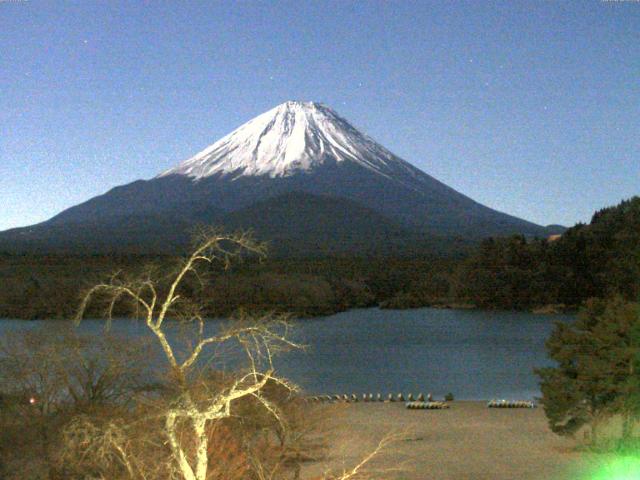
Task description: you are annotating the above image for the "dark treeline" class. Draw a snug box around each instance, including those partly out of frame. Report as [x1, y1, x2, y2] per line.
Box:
[2, 196, 638, 320]
[0, 254, 168, 320]
[452, 196, 640, 310]
[0, 252, 457, 319]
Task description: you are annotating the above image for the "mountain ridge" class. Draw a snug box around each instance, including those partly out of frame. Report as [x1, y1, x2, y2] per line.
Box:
[1, 101, 561, 255]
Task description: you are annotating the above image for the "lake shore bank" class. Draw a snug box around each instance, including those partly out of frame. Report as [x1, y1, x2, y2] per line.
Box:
[3, 301, 577, 321]
[303, 401, 594, 480]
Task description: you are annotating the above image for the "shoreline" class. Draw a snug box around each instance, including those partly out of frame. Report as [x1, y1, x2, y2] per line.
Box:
[1, 302, 578, 322]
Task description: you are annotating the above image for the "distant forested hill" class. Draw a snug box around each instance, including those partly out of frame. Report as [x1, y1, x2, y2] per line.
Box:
[1, 197, 636, 320]
[445, 196, 640, 310]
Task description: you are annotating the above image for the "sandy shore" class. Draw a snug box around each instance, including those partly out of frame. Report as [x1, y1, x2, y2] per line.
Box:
[302, 401, 596, 480]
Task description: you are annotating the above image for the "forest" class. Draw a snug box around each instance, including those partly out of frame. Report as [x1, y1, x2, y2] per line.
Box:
[1, 196, 638, 320]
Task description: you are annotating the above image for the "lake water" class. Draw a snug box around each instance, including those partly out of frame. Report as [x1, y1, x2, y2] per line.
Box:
[0, 308, 572, 400]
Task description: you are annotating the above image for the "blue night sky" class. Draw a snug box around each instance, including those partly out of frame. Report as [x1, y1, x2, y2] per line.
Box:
[1, 0, 638, 231]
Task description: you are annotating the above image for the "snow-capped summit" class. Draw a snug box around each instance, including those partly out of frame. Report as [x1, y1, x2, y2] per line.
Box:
[1, 101, 555, 254]
[160, 101, 409, 180]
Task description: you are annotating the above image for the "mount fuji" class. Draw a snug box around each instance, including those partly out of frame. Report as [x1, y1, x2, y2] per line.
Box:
[1, 101, 558, 255]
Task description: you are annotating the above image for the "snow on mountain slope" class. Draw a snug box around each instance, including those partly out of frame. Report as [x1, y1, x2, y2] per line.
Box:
[159, 101, 416, 181]
[0, 100, 553, 254]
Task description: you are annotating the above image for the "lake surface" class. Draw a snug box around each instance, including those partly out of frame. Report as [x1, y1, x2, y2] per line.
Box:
[0, 308, 572, 400]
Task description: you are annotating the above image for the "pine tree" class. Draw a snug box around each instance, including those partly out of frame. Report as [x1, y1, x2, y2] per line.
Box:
[535, 297, 640, 446]
[620, 313, 640, 444]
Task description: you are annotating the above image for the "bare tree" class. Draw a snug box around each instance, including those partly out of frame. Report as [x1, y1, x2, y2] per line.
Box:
[0, 326, 151, 479]
[73, 229, 400, 480]
[324, 433, 405, 480]
[76, 230, 306, 480]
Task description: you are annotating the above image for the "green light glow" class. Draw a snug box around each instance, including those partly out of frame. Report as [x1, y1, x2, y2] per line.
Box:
[586, 456, 640, 480]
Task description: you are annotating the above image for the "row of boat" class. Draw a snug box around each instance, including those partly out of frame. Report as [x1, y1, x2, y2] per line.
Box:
[306, 393, 435, 403]
[487, 399, 536, 408]
[305, 395, 537, 409]
[405, 401, 450, 409]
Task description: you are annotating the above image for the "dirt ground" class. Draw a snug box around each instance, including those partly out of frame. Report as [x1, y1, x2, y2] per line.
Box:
[301, 401, 599, 480]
